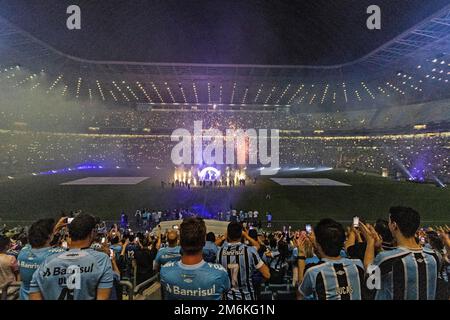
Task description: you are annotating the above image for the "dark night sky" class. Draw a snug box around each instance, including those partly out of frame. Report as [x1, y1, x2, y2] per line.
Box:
[0, 0, 449, 65]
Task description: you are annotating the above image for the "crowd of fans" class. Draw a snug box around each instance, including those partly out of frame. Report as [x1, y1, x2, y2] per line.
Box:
[1, 92, 449, 183]
[1, 130, 448, 183]
[1, 97, 449, 133]
[121, 208, 266, 231]
[0, 206, 449, 300]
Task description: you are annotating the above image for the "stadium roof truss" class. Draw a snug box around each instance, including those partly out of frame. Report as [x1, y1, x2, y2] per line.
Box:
[0, 4, 449, 110]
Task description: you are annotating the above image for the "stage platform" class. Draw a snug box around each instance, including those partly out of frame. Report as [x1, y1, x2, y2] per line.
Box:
[270, 178, 351, 186]
[61, 177, 149, 185]
[153, 219, 229, 236]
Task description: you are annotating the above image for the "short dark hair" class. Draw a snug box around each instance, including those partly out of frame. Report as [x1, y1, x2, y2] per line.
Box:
[206, 232, 216, 242]
[167, 230, 178, 246]
[227, 222, 242, 241]
[68, 214, 97, 241]
[389, 207, 420, 238]
[180, 217, 206, 255]
[0, 234, 11, 252]
[28, 219, 55, 248]
[248, 229, 258, 241]
[375, 219, 393, 243]
[314, 219, 345, 257]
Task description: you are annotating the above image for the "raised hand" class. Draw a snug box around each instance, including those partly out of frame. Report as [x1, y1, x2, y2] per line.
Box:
[367, 224, 383, 248]
[294, 233, 308, 256]
[53, 217, 68, 235]
[359, 222, 375, 245]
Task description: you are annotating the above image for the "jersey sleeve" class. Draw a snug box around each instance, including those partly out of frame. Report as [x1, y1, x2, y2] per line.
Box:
[298, 269, 315, 297]
[154, 249, 162, 265]
[372, 249, 391, 267]
[216, 247, 223, 264]
[97, 253, 114, 289]
[219, 268, 231, 293]
[29, 265, 43, 294]
[249, 246, 264, 269]
[370, 250, 395, 276]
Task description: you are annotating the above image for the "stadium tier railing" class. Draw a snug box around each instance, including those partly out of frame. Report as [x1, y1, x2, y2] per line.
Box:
[134, 273, 160, 297]
[119, 280, 134, 301]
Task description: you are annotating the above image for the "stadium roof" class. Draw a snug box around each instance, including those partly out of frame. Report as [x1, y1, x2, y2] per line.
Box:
[1, 0, 449, 65]
[0, 1, 449, 110]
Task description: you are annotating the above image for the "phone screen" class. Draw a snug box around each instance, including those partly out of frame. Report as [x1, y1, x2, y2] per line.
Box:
[353, 216, 360, 227]
[305, 224, 312, 234]
[67, 218, 74, 224]
[109, 249, 114, 259]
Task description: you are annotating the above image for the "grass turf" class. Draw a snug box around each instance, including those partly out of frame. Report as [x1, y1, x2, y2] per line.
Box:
[1, 169, 449, 228]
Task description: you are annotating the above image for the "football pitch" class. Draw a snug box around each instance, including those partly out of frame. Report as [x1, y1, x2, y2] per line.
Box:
[1, 169, 449, 228]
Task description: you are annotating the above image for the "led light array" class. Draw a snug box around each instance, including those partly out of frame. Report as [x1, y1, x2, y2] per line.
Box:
[396, 72, 423, 91]
[361, 82, 375, 99]
[151, 82, 164, 103]
[96, 80, 106, 101]
[31, 82, 40, 90]
[276, 84, 291, 104]
[385, 82, 405, 95]
[207, 83, 212, 103]
[425, 69, 449, 83]
[342, 83, 348, 102]
[320, 84, 329, 104]
[297, 92, 308, 104]
[126, 83, 139, 101]
[109, 90, 118, 101]
[15, 74, 37, 87]
[288, 84, 304, 104]
[1, 66, 19, 79]
[230, 82, 237, 104]
[137, 82, 153, 103]
[165, 82, 176, 103]
[378, 86, 390, 97]
[177, 83, 187, 104]
[265, 86, 276, 104]
[112, 81, 130, 102]
[241, 87, 249, 104]
[61, 85, 68, 96]
[192, 82, 199, 104]
[75, 77, 83, 98]
[47, 75, 63, 93]
[309, 93, 317, 105]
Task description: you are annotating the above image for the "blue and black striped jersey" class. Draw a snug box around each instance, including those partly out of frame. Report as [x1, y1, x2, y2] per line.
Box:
[217, 242, 264, 300]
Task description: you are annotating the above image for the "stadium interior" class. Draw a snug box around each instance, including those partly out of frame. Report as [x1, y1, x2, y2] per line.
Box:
[0, 1, 449, 303]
